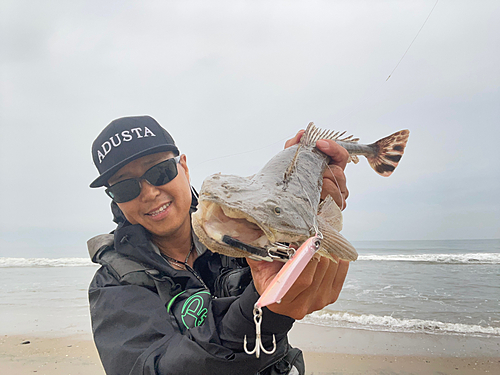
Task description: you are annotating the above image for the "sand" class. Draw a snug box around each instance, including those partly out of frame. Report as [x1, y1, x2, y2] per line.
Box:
[0, 334, 105, 375]
[1, 324, 499, 374]
[289, 323, 500, 374]
[302, 352, 499, 375]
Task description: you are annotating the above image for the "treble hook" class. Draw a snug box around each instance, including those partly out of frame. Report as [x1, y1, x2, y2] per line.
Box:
[243, 306, 276, 358]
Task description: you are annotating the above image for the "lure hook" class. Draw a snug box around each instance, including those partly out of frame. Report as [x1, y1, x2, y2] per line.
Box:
[243, 306, 276, 358]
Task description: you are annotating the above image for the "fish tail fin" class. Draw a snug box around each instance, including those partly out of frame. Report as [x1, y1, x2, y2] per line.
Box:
[317, 196, 358, 261]
[367, 129, 410, 177]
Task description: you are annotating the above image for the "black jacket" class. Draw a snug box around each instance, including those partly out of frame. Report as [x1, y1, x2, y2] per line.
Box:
[88, 203, 298, 375]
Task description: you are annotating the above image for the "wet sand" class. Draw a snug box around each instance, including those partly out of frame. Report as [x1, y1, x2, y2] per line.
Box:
[303, 352, 499, 375]
[289, 323, 500, 374]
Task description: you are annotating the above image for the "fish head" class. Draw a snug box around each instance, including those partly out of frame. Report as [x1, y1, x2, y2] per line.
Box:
[192, 173, 317, 259]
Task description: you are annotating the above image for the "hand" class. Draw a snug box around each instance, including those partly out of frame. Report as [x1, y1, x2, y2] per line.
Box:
[247, 254, 349, 320]
[247, 130, 350, 320]
[285, 130, 349, 210]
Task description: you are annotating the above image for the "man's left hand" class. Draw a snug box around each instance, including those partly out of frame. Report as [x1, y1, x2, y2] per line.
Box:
[284, 130, 349, 210]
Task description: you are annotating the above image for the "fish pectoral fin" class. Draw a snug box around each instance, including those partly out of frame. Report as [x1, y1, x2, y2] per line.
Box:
[317, 248, 338, 263]
[317, 197, 358, 261]
[317, 195, 343, 232]
[318, 226, 358, 262]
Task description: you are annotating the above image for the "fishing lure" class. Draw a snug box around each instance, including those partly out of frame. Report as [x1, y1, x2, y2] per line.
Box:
[244, 235, 322, 358]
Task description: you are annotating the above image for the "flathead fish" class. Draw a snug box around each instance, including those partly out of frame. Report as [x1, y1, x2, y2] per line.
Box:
[192, 123, 409, 262]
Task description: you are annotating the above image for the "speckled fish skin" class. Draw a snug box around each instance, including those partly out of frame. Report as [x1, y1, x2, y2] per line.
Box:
[192, 123, 409, 261]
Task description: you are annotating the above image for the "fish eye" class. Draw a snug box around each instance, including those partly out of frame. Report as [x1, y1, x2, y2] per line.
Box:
[274, 206, 281, 215]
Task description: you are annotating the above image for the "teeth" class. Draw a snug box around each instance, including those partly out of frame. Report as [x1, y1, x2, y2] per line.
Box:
[149, 202, 171, 216]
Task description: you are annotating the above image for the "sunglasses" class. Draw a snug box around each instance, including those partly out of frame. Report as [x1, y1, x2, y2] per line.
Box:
[105, 156, 181, 203]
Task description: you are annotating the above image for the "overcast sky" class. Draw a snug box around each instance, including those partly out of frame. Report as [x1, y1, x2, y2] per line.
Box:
[1, 0, 499, 258]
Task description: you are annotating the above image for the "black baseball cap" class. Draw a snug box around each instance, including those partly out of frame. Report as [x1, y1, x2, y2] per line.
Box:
[90, 116, 179, 188]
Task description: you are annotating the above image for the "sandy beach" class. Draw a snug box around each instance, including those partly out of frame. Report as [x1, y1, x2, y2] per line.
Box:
[1, 323, 498, 374]
[0, 333, 104, 375]
[290, 323, 500, 374]
[2, 241, 498, 374]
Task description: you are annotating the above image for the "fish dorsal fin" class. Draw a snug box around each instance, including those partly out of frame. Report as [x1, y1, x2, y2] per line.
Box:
[282, 123, 315, 183]
[300, 122, 358, 147]
[284, 122, 358, 183]
[283, 145, 303, 183]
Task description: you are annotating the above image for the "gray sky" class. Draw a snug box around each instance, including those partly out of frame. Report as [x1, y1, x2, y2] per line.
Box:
[1, 0, 499, 258]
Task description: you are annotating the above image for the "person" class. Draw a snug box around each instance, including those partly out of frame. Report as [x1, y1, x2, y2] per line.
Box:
[88, 115, 350, 375]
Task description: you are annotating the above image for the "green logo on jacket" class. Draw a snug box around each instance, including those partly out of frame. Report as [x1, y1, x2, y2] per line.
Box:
[181, 291, 210, 329]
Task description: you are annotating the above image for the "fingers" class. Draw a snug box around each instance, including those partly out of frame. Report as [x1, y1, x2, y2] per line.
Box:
[299, 257, 348, 317]
[329, 259, 349, 304]
[284, 130, 305, 149]
[285, 130, 350, 171]
[247, 258, 284, 296]
[315, 139, 349, 170]
[266, 256, 349, 320]
[266, 256, 325, 319]
[307, 257, 339, 313]
[278, 254, 325, 305]
[321, 164, 349, 209]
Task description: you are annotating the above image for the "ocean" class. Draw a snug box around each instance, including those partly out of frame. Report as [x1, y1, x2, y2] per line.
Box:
[305, 239, 500, 338]
[1, 239, 499, 340]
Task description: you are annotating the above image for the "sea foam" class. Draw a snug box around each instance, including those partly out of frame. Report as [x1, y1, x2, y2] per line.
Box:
[358, 253, 500, 264]
[0, 257, 96, 268]
[303, 310, 500, 337]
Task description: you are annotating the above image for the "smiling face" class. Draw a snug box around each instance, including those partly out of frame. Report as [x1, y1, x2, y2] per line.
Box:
[108, 151, 192, 239]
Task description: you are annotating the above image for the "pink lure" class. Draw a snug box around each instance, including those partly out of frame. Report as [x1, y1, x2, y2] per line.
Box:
[256, 236, 321, 309]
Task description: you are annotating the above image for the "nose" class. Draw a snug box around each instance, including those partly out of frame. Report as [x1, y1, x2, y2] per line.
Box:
[138, 180, 161, 201]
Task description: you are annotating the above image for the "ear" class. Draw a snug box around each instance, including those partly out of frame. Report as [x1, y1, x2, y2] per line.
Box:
[179, 154, 190, 182]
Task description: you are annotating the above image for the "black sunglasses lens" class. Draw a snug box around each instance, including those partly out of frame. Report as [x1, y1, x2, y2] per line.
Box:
[105, 158, 179, 203]
[106, 180, 142, 203]
[144, 158, 178, 186]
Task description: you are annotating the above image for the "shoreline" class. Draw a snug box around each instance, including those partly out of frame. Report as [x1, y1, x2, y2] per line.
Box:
[1, 325, 498, 374]
[289, 322, 500, 357]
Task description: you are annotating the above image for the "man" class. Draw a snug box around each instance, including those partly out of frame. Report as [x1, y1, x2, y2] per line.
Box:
[88, 115, 349, 374]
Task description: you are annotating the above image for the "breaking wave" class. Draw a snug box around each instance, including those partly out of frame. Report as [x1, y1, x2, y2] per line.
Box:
[358, 253, 500, 264]
[0, 257, 96, 268]
[303, 310, 500, 337]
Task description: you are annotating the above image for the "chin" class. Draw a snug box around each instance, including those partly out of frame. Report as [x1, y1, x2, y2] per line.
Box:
[145, 223, 175, 237]
[149, 218, 189, 238]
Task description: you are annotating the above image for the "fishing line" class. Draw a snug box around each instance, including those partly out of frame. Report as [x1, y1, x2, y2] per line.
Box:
[325, 164, 346, 211]
[386, 0, 440, 81]
[298, 177, 319, 232]
[333, 0, 440, 127]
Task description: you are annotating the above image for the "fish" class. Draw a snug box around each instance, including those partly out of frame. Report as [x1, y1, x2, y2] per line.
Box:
[192, 123, 409, 262]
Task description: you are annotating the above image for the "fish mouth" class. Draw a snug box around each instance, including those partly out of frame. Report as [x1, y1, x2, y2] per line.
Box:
[195, 200, 271, 248]
[221, 235, 270, 258]
[193, 200, 308, 260]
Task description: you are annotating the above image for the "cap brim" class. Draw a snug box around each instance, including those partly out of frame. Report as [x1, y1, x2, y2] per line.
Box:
[89, 144, 179, 188]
